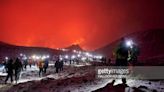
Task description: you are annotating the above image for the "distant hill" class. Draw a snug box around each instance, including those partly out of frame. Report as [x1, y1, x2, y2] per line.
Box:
[0, 41, 61, 60]
[0, 42, 84, 60]
[94, 29, 164, 61]
[65, 44, 84, 51]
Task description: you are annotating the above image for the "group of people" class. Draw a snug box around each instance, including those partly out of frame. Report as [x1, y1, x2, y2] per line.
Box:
[3, 55, 67, 84]
[23, 59, 32, 70]
[54, 59, 64, 73]
[37, 58, 65, 76]
[37, 59, 49, 77]
[3, 57, 50, 83]
[36, 57, 66, 77]
[2, 38, 139, 85]
[4, 58, 22, 84]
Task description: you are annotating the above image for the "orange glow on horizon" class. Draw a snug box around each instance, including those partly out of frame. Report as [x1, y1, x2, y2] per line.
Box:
[0, 0, 163, 50]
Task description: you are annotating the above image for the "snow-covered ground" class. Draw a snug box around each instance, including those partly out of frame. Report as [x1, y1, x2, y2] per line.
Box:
[0, 66, 7, 76]
[58, 78, 164, 92]
[0, 62, 91, 84]
[0, 65, 41, 84]
[0, 63, 164, 92]
[128, 80, 164, 92]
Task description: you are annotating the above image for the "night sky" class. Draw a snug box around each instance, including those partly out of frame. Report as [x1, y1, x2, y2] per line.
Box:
[0, 0, 164, 50]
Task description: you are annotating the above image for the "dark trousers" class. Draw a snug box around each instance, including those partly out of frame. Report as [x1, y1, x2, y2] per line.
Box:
[60, 66, 63, 71]
[56, 68, 59, 73]
[39, 68, 43, 77]
[44, 67, 47, 74]
[116, 59, 128, 66]
[29, 64, 32, 68]
[15, 69, 21, 83]
[24, 65, 27, 70]
[5, 72, 13, 83]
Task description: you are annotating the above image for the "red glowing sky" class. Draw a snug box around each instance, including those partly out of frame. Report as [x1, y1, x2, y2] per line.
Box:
[0, 0, 164, 50]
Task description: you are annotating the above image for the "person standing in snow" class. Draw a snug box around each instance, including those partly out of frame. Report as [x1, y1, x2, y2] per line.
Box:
[59, 60, 64, 71]
[5, 59, 14, 84]
[55, 59, 60, 73]
[128, 44, 140, 65]
[38, 60, 44, 77]
[43, 59, 49, 74]
[115, 38, 129, 66]
[14, 58, 23, 84]
[69, 59, 72, 65]
[23, 59, 28, 70]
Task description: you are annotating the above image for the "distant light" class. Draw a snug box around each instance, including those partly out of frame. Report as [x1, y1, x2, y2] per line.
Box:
[62, 49, 68, 51]
[85, 52, 93, 57]
[95, 55, 103, 59]
[77, 54, 81, 57]
[32, 55, 36, 59]
[46, 55, 50, 58]
[85, 52, 89, 56]
[36, 56, 40, 60]
[20, 53, 23, 56]
[65, 55, 69, 59]
[71, 55, 76, 59]
[5, 57, 9, 60]
[60, 57, 63, 60]
[73, 50, 77, 53]
[126, 40, 133, 48]
[42, 56, 46, 60]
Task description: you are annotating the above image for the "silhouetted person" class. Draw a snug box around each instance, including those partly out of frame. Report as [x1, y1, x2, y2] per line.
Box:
[102, 57, 107, 63]
[115, 38, 129, 66]
[92, 80, 115, 92]
[128, 44, 140, 65]
[38, 60, 44, 77]
[69, 60, 72, 65]
[23, 59, 28, 70]
[55, 59, 60, 73]
[114, 78, 129, 92]
[43, 59, 49, 74]
[114, 38, 130, 92]
[108, 58, 111, 65]
[59, 60, 64, 71]
[28, 59, 32, 68]
[5, 59, 14, 84]
[14, 58, 23, 84]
